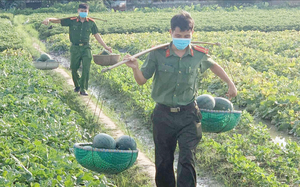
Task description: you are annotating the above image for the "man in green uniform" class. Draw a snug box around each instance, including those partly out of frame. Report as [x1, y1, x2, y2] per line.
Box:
[124, 11, 237, 187]
[42, 3, 112, 96]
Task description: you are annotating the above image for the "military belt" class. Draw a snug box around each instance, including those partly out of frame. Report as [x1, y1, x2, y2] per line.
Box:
[156, 102, 195, 113]
[72, 42, 89, 46]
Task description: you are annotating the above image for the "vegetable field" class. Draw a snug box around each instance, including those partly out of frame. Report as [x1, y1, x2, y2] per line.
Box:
[0, 51, 113, 186]
[1, 4, 300, 187]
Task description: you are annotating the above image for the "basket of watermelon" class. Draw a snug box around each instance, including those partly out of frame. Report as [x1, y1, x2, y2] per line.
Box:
[74, 133, 138, 174]
[196, 94, 242, 133]
[33, 53, 59, 70]
[93, 50, 120, 66]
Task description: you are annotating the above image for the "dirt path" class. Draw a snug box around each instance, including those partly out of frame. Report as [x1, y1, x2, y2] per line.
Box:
[54, 67, 156, 186]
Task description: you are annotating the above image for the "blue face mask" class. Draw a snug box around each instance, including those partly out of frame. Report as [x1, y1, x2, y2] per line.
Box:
[172, 38, 191, 50]
[79, 12, 88, 18]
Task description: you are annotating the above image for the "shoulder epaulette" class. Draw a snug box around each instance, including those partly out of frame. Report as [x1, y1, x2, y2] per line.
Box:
[87, 18, 95, 22]
[166, 48, 170, 57]
[193, 45, 209, 54]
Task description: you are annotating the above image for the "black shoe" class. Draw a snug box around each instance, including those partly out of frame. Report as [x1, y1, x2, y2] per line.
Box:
[80, 91, 88, 96]
[74, 87, 80, 92]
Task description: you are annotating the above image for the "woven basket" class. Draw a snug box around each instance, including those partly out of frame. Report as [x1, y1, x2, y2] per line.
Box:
[93, 55, 120, 66]
[200, 109, 242, 133]
[33, 61, 59, 70]
[74, 143, 138, 174]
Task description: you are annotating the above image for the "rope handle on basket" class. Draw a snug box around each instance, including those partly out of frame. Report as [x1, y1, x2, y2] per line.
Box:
[105, 69, 135, 166]
[222, 47, 240, 108]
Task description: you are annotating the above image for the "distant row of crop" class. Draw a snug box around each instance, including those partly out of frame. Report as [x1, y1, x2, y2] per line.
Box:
[22, 8, 300, 40]
[0, 18, 23, 51]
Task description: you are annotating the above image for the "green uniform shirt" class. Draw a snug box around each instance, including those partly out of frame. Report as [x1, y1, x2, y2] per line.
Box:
[61, 17, 99, 44]
[141, 43, 215, 107]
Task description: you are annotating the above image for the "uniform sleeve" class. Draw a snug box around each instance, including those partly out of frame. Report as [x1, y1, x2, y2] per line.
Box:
[91, 22, 99, 35]
[199, 54, 215, 73]
[60, 18, 71, 26]
[140, 51, 157, 80]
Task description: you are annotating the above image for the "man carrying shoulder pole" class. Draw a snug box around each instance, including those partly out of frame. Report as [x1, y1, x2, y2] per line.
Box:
[42, 3, 112, 96]
[124, 11, 237, 187]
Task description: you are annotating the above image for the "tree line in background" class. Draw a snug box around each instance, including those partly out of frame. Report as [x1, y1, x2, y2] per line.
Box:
[0, 0, 89, 9]
[0, 0, 109, 13]
[0, 0, 297, 10]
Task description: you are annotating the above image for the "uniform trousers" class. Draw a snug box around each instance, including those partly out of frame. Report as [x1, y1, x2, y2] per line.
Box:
[70, 44, 92, 92]
[151, 102, 202, 187]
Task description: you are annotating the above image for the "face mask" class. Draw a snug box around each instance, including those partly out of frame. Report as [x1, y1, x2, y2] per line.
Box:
[79, 12, 88, 18]
[172, 38, 191, 50]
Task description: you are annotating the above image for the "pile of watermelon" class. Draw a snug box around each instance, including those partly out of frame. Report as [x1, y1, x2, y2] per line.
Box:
[196, 94, 234, 111]
[91, 133, 137, 150]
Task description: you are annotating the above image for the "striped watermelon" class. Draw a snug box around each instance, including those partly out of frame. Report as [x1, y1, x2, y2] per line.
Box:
[116, 135, 137, 150]
[213, 97, 234, 111]
[196, 94, 215, 110]
[37, 53, 51, 62]
[93, 133, 116, 149]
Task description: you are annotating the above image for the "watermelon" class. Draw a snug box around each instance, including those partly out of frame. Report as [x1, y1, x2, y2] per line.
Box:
[196, 94, 215, 110]
[37, 53, 51, 62]
[116, 135, 137, 150]
[213, 97, 234, 111]
[98, 50, 110, 55]
[93, 133, 116, 149]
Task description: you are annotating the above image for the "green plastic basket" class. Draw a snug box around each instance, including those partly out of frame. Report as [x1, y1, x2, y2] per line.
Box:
[74, 143, 138, 174]
[200, 109, 242, 133]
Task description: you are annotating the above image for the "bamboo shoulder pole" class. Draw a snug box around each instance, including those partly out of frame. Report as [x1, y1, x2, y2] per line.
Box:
[57, 16, 107, 22]
[101, 41, 221, 73]
[101, 43, 169, 73]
